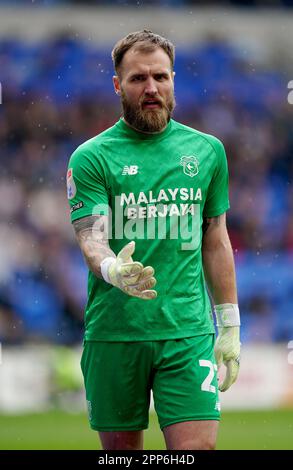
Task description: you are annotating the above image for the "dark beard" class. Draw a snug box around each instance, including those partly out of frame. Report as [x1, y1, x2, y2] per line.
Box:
[121, 91, 176, 133]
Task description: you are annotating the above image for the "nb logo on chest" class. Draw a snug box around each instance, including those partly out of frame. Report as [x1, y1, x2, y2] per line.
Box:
[122, 165, 139, 175]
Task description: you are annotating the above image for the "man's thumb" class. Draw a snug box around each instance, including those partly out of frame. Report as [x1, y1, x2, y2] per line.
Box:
[117, 241, 136, 262]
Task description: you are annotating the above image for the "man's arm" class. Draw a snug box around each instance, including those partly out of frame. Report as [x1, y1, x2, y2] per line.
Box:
[202, 213, 237, 304]
[73, 215, 115, 279]
[202, 212, 241, 392]
[73, 215, 157, 300]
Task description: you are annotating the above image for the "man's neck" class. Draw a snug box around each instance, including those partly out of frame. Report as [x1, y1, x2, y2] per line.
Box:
[122, 117, 167, 135]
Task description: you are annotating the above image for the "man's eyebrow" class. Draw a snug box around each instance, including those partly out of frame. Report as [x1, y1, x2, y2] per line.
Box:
[130, 72, 147, 78]
[129, 71, 170, 78]
[153, 72, 169, 77]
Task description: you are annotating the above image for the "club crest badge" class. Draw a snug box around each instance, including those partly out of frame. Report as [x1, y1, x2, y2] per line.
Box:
[180, 156, 199, 178]
[67, 168, 76, 200]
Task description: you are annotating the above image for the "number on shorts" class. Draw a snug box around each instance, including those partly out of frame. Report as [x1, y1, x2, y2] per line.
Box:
[199, 359, 217, 393]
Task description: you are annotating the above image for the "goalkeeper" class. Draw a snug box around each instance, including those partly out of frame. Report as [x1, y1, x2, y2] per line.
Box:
[67, 30, 240, 450]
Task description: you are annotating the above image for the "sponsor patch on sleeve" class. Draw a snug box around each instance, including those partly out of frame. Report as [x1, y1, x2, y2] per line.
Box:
[70, 201, 84, 213]
[67, 168, 77, 200]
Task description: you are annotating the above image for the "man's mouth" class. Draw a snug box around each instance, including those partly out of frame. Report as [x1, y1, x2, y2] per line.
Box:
[142, 99, 162, 109]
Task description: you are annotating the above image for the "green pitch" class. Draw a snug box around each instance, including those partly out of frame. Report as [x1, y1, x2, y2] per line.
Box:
[0, 409, 292, 450]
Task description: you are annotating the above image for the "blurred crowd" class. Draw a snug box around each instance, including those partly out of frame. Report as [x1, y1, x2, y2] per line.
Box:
[0, 34, 292, 345]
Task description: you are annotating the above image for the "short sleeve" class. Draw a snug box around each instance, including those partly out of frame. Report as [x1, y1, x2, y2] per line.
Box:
[203, 138, 230, 218]
[66, 144, 109, 222]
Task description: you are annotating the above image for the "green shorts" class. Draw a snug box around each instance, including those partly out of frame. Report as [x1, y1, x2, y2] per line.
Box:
[80, 334, 220, 432]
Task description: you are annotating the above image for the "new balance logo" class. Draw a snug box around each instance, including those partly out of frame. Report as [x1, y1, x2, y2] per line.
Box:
[122, 165, 138, 175]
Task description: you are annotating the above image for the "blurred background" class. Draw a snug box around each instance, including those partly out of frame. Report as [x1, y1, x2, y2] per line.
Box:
[0, 0, 293, 450]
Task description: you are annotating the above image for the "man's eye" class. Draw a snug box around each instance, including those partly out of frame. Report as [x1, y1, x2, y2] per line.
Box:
[132, 76, 144, 82]
[155, 75, 167, 81]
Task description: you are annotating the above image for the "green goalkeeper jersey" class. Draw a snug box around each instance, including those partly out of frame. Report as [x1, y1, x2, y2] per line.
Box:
[67, 118, 230, 341]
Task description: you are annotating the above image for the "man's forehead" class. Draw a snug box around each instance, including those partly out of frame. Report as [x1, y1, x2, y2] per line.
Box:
[122, 47, 172, 72]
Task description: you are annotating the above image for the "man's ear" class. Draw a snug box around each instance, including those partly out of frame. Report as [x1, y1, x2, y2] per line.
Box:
[113, 75, 121, 96]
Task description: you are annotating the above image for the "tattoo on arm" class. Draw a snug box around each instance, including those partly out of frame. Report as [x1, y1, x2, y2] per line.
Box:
[73, 215, 115, 279]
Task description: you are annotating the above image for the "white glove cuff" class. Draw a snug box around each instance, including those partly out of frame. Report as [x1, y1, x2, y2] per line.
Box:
[100, 257, 116, 284]
[214, 303, 241, 327]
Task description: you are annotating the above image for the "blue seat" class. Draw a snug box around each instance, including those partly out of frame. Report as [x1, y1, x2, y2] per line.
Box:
[9, 273, 63, 340]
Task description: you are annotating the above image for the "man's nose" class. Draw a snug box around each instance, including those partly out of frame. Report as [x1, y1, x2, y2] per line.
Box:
[144, 78, 158, 95]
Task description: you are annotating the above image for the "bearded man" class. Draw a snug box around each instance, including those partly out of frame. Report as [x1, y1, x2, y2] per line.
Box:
[67, 30, 240, 450]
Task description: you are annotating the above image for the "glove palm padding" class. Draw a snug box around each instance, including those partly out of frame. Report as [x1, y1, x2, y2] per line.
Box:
[214, 326, 240, 392]
[108, 241, 157, 300]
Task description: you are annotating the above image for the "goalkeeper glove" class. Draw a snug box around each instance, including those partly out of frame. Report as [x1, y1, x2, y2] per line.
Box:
[100, 241, 157, 300]
[214, 303, 241, 392]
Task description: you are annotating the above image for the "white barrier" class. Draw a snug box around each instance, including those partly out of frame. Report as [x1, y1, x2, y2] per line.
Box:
[0, 344, 292, 413]
[219, 343, 293, 410]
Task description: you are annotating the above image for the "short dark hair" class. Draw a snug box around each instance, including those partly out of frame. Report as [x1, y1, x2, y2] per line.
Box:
[111, 29, 175, 76]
